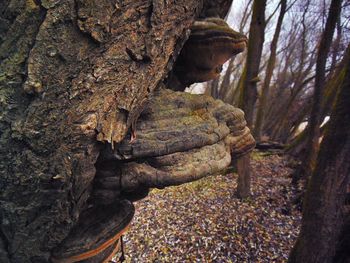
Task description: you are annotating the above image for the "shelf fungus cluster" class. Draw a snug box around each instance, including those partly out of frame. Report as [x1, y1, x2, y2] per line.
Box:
[51, 18, 254, 262]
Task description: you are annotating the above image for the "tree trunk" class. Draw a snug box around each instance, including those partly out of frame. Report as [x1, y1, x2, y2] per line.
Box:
[334, 212, 350, 263]
[254, 0, 287, 140]
[0, 1, 238, 262]
[218, 58, 235, 100]
[238, 0, 266, 128]
[296, 0, 342, 181]
[235, 0, 266, 200]
[287, 46, 349, 158]
[236, 154, 251, 199]
[288, 43, 350, 263]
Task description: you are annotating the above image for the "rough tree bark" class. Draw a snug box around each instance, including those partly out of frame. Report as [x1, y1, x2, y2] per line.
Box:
[0, 1, 245, 262]
[288, 42, 350, 263]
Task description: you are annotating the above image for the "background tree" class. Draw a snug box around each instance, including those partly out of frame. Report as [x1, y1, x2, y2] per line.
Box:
[238, 0, 267, 127]
[294, 0, 343, 181]
[288, 42, 350, 263]
[254, 0, 287, 140]
[234, 0, 266, 198]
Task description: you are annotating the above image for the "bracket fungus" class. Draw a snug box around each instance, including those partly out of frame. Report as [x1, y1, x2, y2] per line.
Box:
[51, 200, 134, 263]
[94, 87, 255, 201]
[168, 17, 248, 90]
[50, 17, 254, 262]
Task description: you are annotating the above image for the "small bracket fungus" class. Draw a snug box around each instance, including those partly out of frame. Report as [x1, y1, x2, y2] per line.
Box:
[169, 17, 247, 89]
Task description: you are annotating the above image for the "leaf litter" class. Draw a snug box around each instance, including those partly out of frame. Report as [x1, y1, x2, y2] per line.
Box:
[122, 152, 301, 262]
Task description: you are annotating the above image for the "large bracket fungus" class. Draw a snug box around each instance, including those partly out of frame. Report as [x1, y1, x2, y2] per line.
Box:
[95, 87, 255, 203]
[50, 17, 254, 262]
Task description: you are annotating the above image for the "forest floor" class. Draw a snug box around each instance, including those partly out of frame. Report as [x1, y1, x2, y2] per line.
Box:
[123, 152, 302, 263]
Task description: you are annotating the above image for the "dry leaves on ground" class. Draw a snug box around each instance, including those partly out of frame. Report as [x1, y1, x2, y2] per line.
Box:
[122, 152, 301, 263]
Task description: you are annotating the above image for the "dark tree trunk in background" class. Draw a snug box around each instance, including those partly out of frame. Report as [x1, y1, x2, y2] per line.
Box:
[238, 0, 266, 128]
[334, 212, 350, 263]
[288, 44, 350, 263]
[0, 1, 233, 261]
[236, 154, 251, 199]
[206, 78, 220, 99]
[296, 0, 342, 181]
[235, 0, 266, 199]
[288, 45, 350, 158]
[254, 0, 287, 141]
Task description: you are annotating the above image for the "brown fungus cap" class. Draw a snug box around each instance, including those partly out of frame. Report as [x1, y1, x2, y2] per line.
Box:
[51, 200, 134, 263]
[172, 17, 247, 87]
